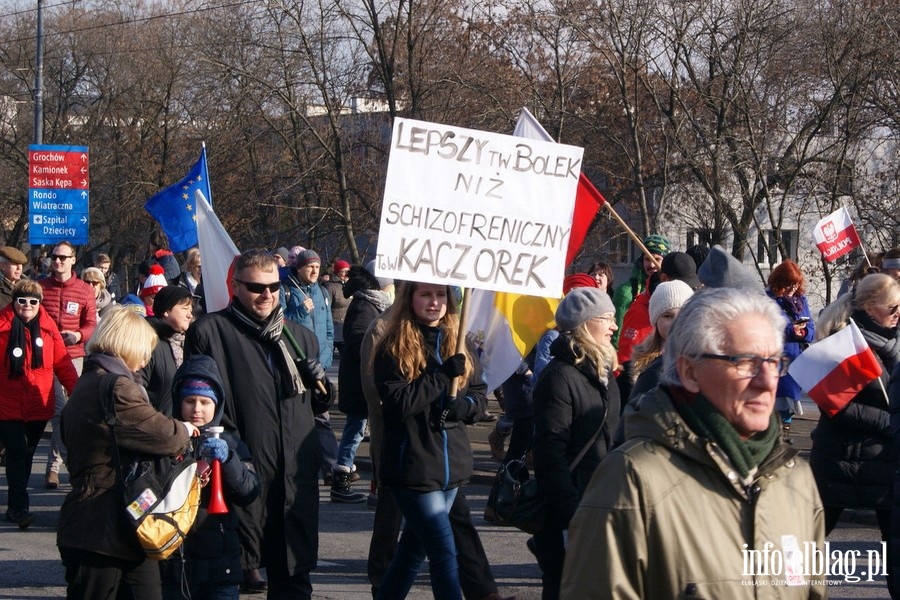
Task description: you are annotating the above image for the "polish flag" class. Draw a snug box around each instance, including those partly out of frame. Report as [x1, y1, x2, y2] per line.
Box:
[787, 320, 882, 417]
[813, 206, 861, 263]
[195, 190, 240, 313]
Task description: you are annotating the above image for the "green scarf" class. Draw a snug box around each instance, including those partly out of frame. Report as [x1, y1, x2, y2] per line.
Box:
[667, 385, 780, 480]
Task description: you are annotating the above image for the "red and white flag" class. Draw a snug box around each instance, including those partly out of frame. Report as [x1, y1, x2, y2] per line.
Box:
[813, 206, 861, 262]
[787, 320, 882, 417]
[514, 107, 604, 264]
[195, 190, 240, 313]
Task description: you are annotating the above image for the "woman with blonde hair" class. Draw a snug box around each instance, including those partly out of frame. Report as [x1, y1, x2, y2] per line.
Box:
[57, 306, 199, 600]
[0, 279, 78, 528]
[531, 286, 621, 600]
[810, 273, 900, 540]
[177, 247, 204, 315]
[372, 281, 487, 600]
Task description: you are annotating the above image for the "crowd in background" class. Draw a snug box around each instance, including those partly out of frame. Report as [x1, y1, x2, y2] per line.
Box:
[0, 232, 899, 599]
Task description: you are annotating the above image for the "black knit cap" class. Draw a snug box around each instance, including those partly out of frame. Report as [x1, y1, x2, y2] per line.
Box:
[153, 285, 193, 316]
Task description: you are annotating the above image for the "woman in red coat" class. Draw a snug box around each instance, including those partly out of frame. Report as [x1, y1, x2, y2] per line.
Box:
[0, 279, 78, 528]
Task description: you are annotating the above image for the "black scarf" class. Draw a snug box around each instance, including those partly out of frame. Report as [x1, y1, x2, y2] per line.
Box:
[852, 310, 900, 372]
[7, 310, 44, 378]
[227, 300, 305, 396]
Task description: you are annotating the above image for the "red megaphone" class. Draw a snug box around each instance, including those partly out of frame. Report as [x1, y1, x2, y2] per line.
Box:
[206, 426, 228, 515]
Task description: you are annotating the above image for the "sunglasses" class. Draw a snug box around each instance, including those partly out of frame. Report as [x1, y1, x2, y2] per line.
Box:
[49, 254, 73, 261]
[86, 280, 103, 286]
[15, 297, 40, 307]
[235, 279, 281, 294]
[889, 304, 900, 316]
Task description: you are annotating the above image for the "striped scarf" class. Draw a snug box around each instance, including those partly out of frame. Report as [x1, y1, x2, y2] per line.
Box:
[228, 301, 306, 396]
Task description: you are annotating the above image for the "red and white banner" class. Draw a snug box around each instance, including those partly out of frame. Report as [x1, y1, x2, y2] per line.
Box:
[195, 190, 240, 313]
[813, 207, 861, 262]
[787, 320, 882, 417]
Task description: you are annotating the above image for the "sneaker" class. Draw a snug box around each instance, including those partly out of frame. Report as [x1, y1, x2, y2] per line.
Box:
[45, 471, 59, 489]
[6, 509, 35, 530]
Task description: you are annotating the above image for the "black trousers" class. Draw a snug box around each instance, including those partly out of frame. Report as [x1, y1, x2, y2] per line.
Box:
[368, 487, 497, 599]
[0, 419, 47, 513]
[59, 547, 162, 600]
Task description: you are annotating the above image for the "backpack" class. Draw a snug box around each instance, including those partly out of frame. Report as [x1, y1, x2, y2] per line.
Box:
[100, 373, 202, 560]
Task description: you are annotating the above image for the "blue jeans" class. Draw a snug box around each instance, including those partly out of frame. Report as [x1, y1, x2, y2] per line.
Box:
[376, 488, 461, 600]
[336, 414, 367, 469]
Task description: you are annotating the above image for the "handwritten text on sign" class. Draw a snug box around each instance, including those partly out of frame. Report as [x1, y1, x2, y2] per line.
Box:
[376, 118, 583, 297]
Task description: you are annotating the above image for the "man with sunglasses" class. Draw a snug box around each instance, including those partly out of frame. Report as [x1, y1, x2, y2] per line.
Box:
[562, 287, 825, 598]
[38, 241, 97, 490]
[185, 249, 333, 599]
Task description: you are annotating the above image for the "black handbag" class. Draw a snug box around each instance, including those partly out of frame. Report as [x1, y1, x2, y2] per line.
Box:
[488, 407, 607, 534]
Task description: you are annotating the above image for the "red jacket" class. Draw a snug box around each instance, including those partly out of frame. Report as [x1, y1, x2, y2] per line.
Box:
[38, 274, 97, 359]
[616, 290, 652, 365]
[0, 305, 79, 421]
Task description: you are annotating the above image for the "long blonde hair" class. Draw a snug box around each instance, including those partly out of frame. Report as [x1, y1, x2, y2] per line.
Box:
[375, 281, 474, 386]
[561, 324, 618, 383]
[629, 329, 663, 383]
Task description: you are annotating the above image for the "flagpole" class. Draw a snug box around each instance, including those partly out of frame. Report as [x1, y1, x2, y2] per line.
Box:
[450, 287, 472, 398]
[201, 142, 211, 206]
[601, 203, 663, 269]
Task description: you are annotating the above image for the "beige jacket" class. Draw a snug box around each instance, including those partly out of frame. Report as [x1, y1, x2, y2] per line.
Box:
[562, 386, 826, 599]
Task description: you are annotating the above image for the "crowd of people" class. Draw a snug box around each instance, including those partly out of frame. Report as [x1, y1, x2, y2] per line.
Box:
[0, 231, 899, 599]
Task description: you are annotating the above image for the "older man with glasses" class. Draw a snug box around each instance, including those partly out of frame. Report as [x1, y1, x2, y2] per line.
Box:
[562, 287, 825, 599]
[38, 241, 97, 490]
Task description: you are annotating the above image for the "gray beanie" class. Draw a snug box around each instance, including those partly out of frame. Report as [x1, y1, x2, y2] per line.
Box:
[555, 287, 615, 331]
[649, 280, 694, 326]
[365, 260, 393, 289]
[294, 249, 320, 268]
[698, 245, 764, 292]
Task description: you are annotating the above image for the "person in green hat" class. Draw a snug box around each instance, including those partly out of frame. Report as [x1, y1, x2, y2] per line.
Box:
[611, 234, 670, 347]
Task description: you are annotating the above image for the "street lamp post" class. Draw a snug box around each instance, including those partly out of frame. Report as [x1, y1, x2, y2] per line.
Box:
[34, 0, 43, 144]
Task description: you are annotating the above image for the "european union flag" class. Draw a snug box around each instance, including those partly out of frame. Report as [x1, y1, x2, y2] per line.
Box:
[144, 147, 211, 252]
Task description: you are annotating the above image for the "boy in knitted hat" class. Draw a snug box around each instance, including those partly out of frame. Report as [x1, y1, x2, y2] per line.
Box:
[160, 355, 259, 600]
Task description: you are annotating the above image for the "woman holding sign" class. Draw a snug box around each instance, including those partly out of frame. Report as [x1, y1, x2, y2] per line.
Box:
[372, 281, 487, 600]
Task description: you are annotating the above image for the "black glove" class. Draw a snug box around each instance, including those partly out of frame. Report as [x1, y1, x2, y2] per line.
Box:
[439, 354, 466, 379]
[442, 396, 474, 422]
[297, 358, 327, 390]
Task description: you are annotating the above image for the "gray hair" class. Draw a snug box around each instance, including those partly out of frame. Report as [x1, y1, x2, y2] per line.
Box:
[660, 288, 785, 386]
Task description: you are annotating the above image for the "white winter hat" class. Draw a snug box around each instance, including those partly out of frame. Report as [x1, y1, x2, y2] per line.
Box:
[649, 280, 694, 327]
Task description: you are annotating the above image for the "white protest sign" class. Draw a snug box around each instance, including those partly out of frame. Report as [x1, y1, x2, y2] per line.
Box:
[375, 118, 583, 297]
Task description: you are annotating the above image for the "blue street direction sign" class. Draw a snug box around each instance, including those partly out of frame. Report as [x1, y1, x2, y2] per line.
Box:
[28, 144, 89, 245]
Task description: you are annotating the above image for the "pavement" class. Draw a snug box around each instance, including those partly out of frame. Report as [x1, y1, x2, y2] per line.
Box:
[0, 387, 892, 598]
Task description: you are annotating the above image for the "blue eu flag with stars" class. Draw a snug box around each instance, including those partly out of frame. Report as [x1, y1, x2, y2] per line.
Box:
[144, 147, 211, 252]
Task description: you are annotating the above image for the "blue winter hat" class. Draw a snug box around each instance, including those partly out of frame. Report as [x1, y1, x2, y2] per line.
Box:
[179, 378, 219, 404]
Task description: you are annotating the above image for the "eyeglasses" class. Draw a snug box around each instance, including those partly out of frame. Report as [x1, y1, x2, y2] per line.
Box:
[15, 297, 40, 307]
[590, 315, 616, 323]
[700, 353, 790, 378]
[235, 279, 281, 294]
[49, 254, 73, 261]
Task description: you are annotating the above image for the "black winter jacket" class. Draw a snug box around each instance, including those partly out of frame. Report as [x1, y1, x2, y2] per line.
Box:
[160, 355, 259, 594]
[532, 333, 620, 530]
[338, 267, 390, 415]
[185, 303, 332, 576]
[140, 318, 180, 416]
[374, 323, 487, 492]
[810, 311, 900, 510]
